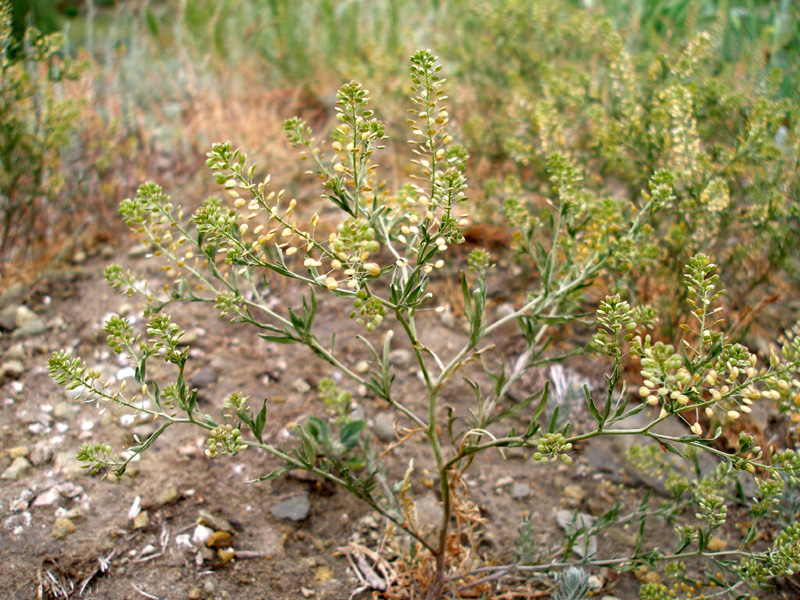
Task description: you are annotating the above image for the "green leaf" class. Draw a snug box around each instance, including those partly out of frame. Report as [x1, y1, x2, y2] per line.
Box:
[252, 399, 267, 443]
[548, 405, 560, 433]
[584, 385, 602, 425]
[531, 380, 551, 424]
[250, 466, 296, 483]
[340, 420, 366, 448]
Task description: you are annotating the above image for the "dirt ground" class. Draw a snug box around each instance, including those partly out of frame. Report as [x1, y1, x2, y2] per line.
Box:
[0, 223, 795, 600]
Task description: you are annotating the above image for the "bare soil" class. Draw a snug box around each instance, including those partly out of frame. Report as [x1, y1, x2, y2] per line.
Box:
[0, 237, 792, 600]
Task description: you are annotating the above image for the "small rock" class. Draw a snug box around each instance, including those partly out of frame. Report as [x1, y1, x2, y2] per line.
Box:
[588, 575, 604, 592]
[354, 360, 370, 374]
[707, 536, 726, 552]
[53, 517, 77, 539]
[270, 493, 310, 522]
[4, 343, 25, 361]
[100, 245, 115, 259]
[188, 588, 202, 600]
[0, 311, 16, 331]
[53, 401, 78, 420]
[202, 579, 215, 594]
[13, 319, 47, 338]
[189, 365, 219, 389]
[12, 306, 46, 338]
[373, 412, 396, 443]
[388, 349, 412, 369]
[315, 565, 334, 584]
[47, 316, 66, 330]
[218, 547, 235, 563]
[601, 596, 622, 600]
[206, 530, 233, 549]
[292, 378, 311, 394]
[8, 446, 29, 458]
[2, 456, 31, 480]
[30, 444, 53, 466]
[563, 485, 585, 502]
[72, 249, 87, 264]
[300, 587, 314, 598]
[178, 329, 199, 347]
[128, 243, 151, 258]
[198, 510, 235, 533]
[15, 305, 39, 327]
[1, 360, 24, 379]
[55, 452, 85, 479]
[0, 283, 26, 310]
[133, 510, 150, 529]
[510, 482, 531, 499]
[33, 487, 64, 508]
[193, 524, 214, 546]
[157, 486, 180, 506]
[118, 303, 134, 316]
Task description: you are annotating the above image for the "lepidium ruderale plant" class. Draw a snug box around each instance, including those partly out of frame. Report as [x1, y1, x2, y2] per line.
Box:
[49, 51, 800, 599]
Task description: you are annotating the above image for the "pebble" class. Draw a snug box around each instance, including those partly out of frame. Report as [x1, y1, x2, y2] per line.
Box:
[198, 510, 235, 533]
[314, 565, 334, 583]
[55, 452, 85, 479]
[270, 493, 310, 522]
[354, 360, 370, 374]
[72, 249, 87, 264]
[188, 588, 202, 600]
[206, 530, 233, 548]
[218, 547, 235, 563]
[157, 486, 180, 506]
[118, 303, 134, 316]
[707, 536, 726, 552]
[12, 306, 47, 338]
[53, 402, 78, 420]
[8, 446, 29, 458]
[388, 349, 412, 369]
[292, 378, 311, 394]
[133, 510, 150, 529]
[128, 243, 151, 258]
[0, 283, 26, 310]
[0, 310, 16, 331]
[52, 517, 77, 539]
[588, 575, 604, 592]
[189, 365, 219, 389]
[30, 444, 53, 466]
[1, 360, 24, 379]
[15, 305, 40, 327]
[33, 488, 64, 508]
[563, 485, 585, 502]
[193, 524, 214, 546]
[178, 329, 199, 347]
[373, 412, 396, 443]
[510, 482, 531, 499]
[300, 587, 314, 598]
[4, 343, 25, 361]
[1, 456, 32, 480]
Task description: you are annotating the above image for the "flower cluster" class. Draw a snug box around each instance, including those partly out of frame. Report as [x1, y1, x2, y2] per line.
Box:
[532, 432, 573, 465]
[205, 424, 245, 458]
